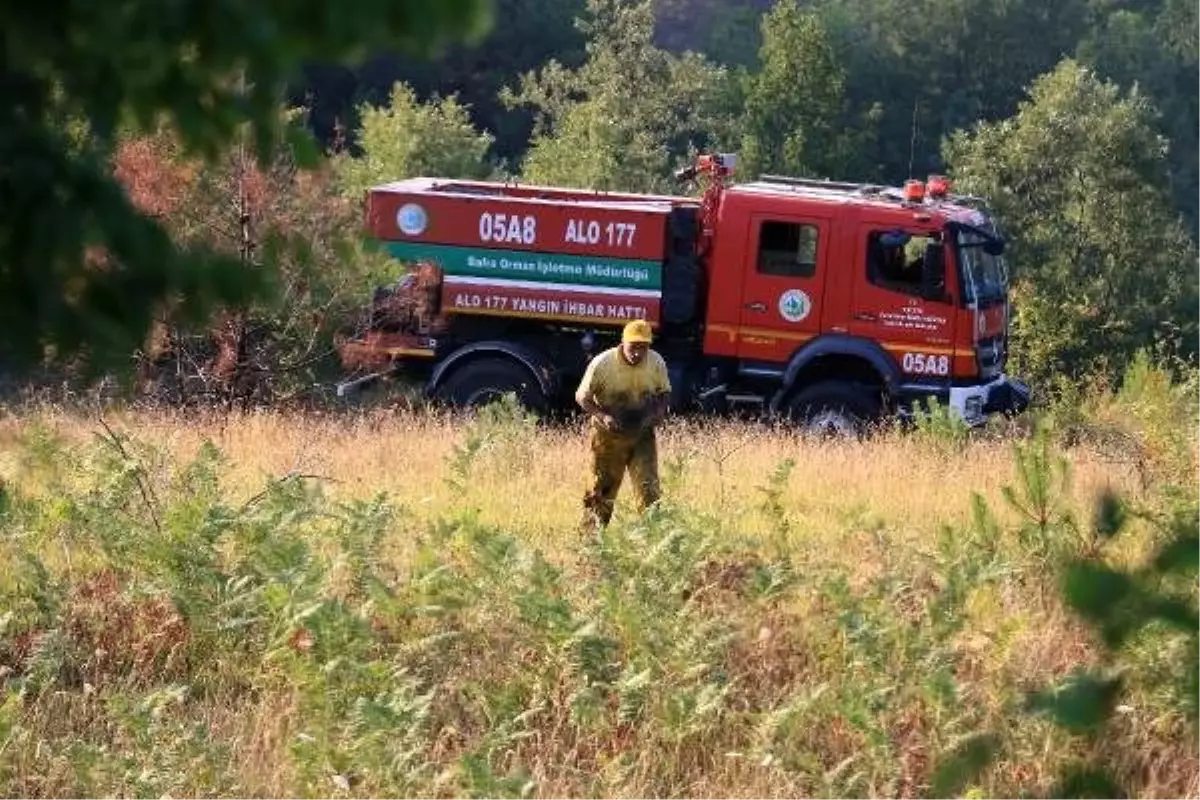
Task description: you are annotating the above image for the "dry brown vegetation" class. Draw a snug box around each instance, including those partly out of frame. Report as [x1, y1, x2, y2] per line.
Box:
[0, 407, 1148, 542]
[0, 394, 1195, 798]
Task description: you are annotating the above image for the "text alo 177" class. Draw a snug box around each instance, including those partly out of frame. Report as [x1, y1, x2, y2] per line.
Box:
[478, 212, 639, 249]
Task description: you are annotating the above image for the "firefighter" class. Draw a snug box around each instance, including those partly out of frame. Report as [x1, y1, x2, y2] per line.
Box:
[575, 319, 672, 531]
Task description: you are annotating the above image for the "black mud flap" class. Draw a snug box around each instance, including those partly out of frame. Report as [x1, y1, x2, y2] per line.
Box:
[984, 378, 1031, 416]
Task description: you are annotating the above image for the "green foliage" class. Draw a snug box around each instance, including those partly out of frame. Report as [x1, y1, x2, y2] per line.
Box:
[445, 393, 539, 494]
[0, 0, 491, 376]
[929, 411, 1199, 797]
[502, 0, 730, 192]
[944, 59, 1199, 387]
[306, 0, 588, 165]
[1027, 669, 1124, 735]
[1023, 483, 1199, 792]
[909, 398, 972, 455]
[1040, 349, 1199, 492]
[756, 457, 796, 547]
[807, 0, 1093, 181]
[1157, 0, 1200, 63]
[1, 372, 1196, 796]
[1001, 424, 1079, 562]
[699, 4, 765, 69]
[737, 1, 847, 180]
[1075, 0, 1199, 230]
[336, 82, 497, 201]
[1097, 349, 1200, 490]
[929, 732, 1001, 799]
[1052, 764, 1128, 799]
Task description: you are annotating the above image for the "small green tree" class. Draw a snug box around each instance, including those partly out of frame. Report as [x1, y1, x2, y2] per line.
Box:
[737, 0, 846, 180]
[502, 0, 729, 193]
[944, 59, 1199, 388]
[336, 83, 497, 200]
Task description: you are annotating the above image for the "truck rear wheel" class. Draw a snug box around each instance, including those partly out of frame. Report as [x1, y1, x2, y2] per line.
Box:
[434, 357, 549, 413]
[784, 381, 881, 438]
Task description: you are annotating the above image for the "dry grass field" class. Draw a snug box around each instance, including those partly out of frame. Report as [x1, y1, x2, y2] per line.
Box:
[0, 388, 1195, 798]
[0, 406, 1152, 544]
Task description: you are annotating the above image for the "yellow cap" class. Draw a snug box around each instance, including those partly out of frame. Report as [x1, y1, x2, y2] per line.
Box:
[622, 319, 653, 344]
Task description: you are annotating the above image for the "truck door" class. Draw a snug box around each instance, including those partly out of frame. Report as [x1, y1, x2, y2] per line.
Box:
[735, 214, 831, 363]
[847, 223, 957, 386]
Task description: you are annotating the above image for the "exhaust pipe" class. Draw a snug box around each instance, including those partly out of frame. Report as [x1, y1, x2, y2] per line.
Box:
[335, 368, 396, 398]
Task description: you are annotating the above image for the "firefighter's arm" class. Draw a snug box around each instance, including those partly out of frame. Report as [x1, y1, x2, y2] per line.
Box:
[576, 360, 618, 429]
[577, 392, 618, 429]
[643, 355, 672, 427]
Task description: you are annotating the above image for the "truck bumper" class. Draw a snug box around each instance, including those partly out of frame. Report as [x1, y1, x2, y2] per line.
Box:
[948, 374, 1031, 426]
[896, 374, 1031, 427]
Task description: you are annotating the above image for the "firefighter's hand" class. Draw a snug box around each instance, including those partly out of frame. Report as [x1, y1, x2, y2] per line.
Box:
[642, 395, 669, 430]
[598, 413, 620, 431]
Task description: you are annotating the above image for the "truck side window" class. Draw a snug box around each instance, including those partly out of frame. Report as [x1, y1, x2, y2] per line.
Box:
[758, 221, 818, 278]
[866, 230, 928, 296]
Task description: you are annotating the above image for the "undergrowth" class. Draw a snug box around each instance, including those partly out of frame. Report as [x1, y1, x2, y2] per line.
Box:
[0, 360, 1195, 798]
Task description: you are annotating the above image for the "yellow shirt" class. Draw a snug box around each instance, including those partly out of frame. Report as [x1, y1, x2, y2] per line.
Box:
[577, 346, 671, 412]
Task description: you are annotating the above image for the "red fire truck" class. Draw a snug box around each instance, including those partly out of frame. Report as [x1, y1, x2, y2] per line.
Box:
[335, 154, 1029, 433]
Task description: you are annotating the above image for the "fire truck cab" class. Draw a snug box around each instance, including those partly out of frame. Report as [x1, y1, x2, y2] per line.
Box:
[683, 166, 1028, 430]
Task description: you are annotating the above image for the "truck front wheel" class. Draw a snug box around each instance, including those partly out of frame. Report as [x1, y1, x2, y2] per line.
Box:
[784, 381, 881, 438]
[433, 357, 549, 414]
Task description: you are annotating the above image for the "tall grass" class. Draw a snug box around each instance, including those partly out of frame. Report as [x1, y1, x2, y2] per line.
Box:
[0, 362, 1195, 798]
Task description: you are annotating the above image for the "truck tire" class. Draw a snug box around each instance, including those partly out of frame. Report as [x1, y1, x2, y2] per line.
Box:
[434, 357, 549, 413]
[784, 381, 881, 438]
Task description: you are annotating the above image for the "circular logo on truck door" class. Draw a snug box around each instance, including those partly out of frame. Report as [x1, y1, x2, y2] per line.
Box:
[778, 289, 812, 323]
[396, 203, 428, 236]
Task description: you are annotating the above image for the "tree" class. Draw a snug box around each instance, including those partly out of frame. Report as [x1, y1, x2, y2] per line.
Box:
[1157, 0, 1200, 64]
[335, 83, 497, 201]
[652, 0, 772, 67]
[737, 0, 846, 180]
[1075, 0, 1199, 231]
[944, 59, 1199, 388]
[503, 0, 730, 193]
[112, 118, 390, 406]
[291, 0, 587, 164]
[806, 0, 1092, 183]
[0, 0, 490, 377]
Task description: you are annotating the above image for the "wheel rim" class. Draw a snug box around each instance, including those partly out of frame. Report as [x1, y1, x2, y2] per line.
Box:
[804, 407, 860, 437]
[465, 387, 506, 406]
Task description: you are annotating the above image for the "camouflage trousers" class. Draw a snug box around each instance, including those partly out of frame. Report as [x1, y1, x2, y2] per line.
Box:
[582, 419, 661, 531]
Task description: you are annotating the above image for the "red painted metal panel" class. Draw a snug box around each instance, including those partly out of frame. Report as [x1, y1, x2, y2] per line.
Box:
[366, 182, 675, 261]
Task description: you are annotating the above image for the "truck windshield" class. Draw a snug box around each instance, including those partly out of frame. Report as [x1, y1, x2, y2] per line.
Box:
[956, 228, 1007, 305]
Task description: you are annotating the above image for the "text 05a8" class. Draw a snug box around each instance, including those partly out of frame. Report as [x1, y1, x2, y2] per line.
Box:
[479, 212, 537, 245]
[902, 352, 951, 376]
